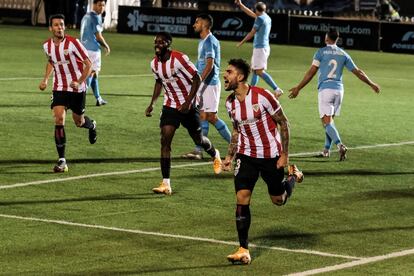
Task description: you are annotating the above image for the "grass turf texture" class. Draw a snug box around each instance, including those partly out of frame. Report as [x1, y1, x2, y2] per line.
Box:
[0, 25, 413, 275]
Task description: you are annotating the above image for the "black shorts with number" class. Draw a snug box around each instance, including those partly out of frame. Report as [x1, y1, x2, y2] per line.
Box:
[51, 91, 86, 115]
[234, 153, 285, 196]
[160, 105, 201, 133]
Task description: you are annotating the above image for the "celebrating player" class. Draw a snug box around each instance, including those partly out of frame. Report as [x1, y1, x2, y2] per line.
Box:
[289, 28, 380, 160]
[145, 32, 222, 195]
[235, 0, 283, 98]
[39, 14, 97, 173]
[80, 0, 110, 106]
[222, 59, 303, 264]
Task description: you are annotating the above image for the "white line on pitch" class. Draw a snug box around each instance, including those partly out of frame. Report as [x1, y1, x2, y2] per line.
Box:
[286, 248, 414, 276]
[0, 141, 413, 190]
[0, 213, 360, 260]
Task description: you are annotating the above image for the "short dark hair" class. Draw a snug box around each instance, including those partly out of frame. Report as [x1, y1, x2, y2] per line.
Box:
[196, 13, 213, 29]
[49, 14, 65, 27]
[228, 58, 250, 82]
[93, 0, 106, 4]
[255, 2, 266, 12]
[327, 28, 339, 41]
[156, 32, 173, 45]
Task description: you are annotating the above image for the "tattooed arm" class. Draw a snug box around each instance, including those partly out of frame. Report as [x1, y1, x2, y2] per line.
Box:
[271, 107, 290, 169]
[222, 122, 239, 171]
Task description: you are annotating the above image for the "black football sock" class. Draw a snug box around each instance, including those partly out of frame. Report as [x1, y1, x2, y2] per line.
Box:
[236, 204, 251, 249]
[160, 158, 171, 179]
[54, 125, 66, 159]
[200, 136, 216, 157]
[284, 175, 296, 198]
[81, 116, 94, 129]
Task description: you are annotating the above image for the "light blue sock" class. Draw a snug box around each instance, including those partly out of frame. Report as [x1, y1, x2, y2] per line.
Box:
[251, 72, 259, 86]
[261, 71, 278, 90]
[195, 120, 209, 152]
[324, 132, 332, 150]
[90, 77, 101, 100]
[214, 119, 231, 143]
[325, 123, 341, 145]
[86, 76, 92, 89]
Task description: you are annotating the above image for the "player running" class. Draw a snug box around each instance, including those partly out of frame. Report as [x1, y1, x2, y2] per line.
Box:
[39, 14, 97, 172]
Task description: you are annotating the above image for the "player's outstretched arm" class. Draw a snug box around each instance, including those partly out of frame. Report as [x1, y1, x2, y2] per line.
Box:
[351, 68, 380, 94]
[234, 0, 257, 18]
[237, 29, 256, 48]
[146, 80, 162, 117]
[39, 62, 53, 91]
[288, 65, 318, 99]
[271, 107, 290, 169]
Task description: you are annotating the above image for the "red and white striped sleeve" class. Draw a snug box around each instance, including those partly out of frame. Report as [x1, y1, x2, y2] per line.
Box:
[258, 88, 281, 115]
[70, 37, 89, 61]
[173, 51, 197, 79]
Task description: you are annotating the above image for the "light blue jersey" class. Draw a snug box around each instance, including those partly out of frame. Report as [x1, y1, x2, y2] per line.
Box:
[313, 45, 357, 91]
[197, 33, 220, 85]
[80, 11, 103, 52]
[253, 13, 271, 49]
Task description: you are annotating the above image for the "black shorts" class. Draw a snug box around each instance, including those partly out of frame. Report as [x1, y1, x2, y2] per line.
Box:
[51, 91, 86, 115]
[160, 106, 201, 133]
[234, 153, 285, 196]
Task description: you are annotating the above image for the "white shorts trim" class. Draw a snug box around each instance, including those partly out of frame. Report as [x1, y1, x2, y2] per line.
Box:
[88, 50, 101, 72]
[318, 88, 343, 118]
[196, 82, 221, 113]
[251, 47, 270, 70]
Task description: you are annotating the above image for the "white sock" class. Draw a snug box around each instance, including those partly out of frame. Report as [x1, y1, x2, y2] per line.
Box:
[163, 179, 170, 187]
[58, 158, 66, 162]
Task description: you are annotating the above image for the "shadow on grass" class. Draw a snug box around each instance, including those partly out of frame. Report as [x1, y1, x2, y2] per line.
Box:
[0, 193, 162, 206]
[0, 157, 196, 165]
[254, 224, 414, 250]
[351, 188, 414, 200]
[302, 170, 414, 177]
[77, 264, 234, 275]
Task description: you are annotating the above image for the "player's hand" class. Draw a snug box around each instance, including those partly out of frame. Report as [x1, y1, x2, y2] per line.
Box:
[222, 156, 233, 171]
[104, 46, 111, 56]
[178, 101, 191, 113]
[39, 80, 48, 91]
[371, 83, 380, 94]
[288, 87, 300, 99]
[70, 81, 79, 90]
[276, 153, 288, 169]
[145, 105, 153, 117]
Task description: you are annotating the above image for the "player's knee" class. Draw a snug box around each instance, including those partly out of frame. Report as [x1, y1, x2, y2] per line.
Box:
[271, 195, 285, 206]
[74, 120, 83, 127]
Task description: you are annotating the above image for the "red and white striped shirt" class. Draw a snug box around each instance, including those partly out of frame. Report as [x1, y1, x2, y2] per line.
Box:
[150, 50, 197, 109]
[43, 35, 89, 92]
[226, 86, 282, 158]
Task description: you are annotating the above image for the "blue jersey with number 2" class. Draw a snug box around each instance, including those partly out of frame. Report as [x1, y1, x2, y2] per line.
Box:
[313, 45, 356, 91]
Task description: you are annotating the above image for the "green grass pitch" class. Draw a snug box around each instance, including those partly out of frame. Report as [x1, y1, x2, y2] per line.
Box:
[0, 25, 413, 275]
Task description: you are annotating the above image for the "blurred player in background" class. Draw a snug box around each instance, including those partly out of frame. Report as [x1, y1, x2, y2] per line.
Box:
[39, 14, 97, 173]
[235, 0, 283, 98]
[80, 0, 110, 106]
[289, 28, 380, 160]
[145, 32, 222, 196]
[222, 58, 303, 264]
[182, 14, 231, 160]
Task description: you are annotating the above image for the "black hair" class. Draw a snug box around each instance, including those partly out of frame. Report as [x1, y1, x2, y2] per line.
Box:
[255, 2, 266, 13]
[327, 27, 339, 42]
[196, 13, 213, 29]
[49, 14, 65, 27]
[93, 0, 106, 4]
[156, 32, 173, 45]
[228, 58, 250, 82]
